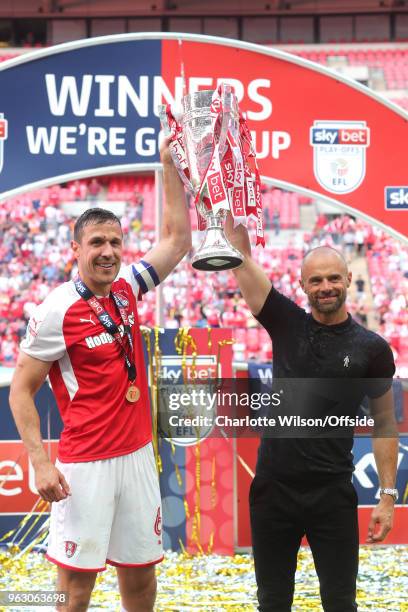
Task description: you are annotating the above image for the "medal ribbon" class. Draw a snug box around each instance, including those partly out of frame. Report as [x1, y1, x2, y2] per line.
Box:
[74, 277, 136, 381]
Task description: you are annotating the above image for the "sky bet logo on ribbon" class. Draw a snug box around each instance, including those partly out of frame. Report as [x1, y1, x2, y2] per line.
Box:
[0, 113, 8, 174]
[385, 187, 408, 210]
[310, 120, 370, 195]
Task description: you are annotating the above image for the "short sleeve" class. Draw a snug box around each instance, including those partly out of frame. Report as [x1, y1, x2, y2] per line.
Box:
[365, 342, 396, 399]
[255, 287, 306, 337]
[20, 300, 66, 362]
[119, 260, 160, 300]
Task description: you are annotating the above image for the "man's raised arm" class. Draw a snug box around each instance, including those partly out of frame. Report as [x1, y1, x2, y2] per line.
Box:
[142, 138, 192, 282]
[224, 214, 271, 315]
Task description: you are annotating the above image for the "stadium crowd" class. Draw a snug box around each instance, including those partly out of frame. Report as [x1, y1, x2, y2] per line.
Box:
[0, 183, 407, 368]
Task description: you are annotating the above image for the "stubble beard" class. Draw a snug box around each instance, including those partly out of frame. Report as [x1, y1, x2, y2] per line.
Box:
[309, 290, 347, 314]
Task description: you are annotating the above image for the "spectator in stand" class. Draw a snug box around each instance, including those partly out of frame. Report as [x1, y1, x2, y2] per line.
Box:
[232, 306, 248, 328]
[355, 304, 368, 327]
[88, 178, 101, 202]
[70, 180, 87, 201]
[1, 334, 15, 363]
[343, 228, 356, 259]
[315, 213, 328, 235]
[272, 209, 281, 236]
[355, 275, 366, 301]
[263, 207, 271, 230]
[365, 228, 376, 252]
[1, 186, 407, 370]
[195, 307, 208, 328]
[206, 309, 220, 328]
[355, 226, 365, 256]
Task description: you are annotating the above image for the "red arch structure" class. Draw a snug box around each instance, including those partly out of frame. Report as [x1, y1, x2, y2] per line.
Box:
[0, 33, 407, 243]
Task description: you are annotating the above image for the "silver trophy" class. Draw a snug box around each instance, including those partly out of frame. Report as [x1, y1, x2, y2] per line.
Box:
[159, 87, 244, 271]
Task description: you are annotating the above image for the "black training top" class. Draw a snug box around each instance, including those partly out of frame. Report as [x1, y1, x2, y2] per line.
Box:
[254, 287, 395, 482]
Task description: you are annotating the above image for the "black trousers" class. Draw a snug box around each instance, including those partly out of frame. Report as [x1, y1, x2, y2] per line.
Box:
[249, 475, 359, 612]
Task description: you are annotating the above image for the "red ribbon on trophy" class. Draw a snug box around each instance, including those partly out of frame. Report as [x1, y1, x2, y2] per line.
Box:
[159, 83, 265, 271]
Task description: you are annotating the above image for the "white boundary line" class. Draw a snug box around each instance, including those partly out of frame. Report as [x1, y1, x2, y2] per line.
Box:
[0, 164, 161, 202]
[260, 176, 408, 244]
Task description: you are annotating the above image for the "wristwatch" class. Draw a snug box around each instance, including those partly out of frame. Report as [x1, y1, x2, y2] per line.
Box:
[379, 488, 399, 502]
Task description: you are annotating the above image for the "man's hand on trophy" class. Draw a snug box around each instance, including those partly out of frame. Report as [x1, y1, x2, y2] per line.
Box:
[224, 212, 252, 259]
[159, 135, 174, 167]
[159, 134, 185, 189]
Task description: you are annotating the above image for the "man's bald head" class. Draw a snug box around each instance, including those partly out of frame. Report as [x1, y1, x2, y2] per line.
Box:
[301, 246, 348, 281]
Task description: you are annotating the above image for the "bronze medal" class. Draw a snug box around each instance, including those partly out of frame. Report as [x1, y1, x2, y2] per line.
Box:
[126, 384, 140, 403]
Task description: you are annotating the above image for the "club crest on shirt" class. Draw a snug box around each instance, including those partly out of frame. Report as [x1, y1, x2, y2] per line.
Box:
[114, 290, 129, 308]
[64, 540, 78, 558]
[154, 507, 162, 536]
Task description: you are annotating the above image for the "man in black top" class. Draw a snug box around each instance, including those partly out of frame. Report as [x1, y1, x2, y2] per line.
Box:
[226, 220, 398, 612]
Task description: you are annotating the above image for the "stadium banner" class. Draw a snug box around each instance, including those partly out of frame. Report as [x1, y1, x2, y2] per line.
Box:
[146, 328, 234, 555]
[236, 435, 408, 548]
[0, 381, 60, 546]
[0, 33, 407, 241]
[0, 329, 234, 555]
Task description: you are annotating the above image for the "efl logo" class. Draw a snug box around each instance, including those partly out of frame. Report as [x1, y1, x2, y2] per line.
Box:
[154, 355, 218, 447]
[385, 187, 408, 210]
[310, 120, 370, 194]
[0, 113, 7, 174]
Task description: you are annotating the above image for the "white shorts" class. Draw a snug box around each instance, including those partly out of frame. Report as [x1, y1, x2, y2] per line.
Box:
[46, 443, 163, 571]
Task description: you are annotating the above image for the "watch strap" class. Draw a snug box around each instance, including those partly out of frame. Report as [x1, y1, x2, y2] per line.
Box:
[379, 487, 398, 501]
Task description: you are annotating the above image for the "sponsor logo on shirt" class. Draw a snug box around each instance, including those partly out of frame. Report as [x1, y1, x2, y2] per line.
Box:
[84, 315, 135, 349]
[79, 314, 96, 326]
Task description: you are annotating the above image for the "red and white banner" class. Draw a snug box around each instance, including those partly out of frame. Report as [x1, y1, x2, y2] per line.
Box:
[0, 34, 406, 241]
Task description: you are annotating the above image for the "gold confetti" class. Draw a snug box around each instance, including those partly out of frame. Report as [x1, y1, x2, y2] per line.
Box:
[0, 546, 406, 610]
